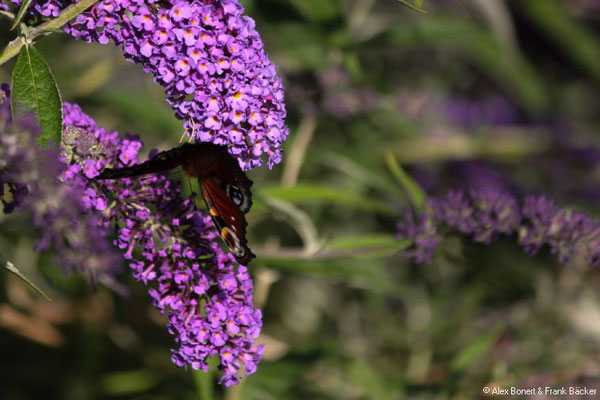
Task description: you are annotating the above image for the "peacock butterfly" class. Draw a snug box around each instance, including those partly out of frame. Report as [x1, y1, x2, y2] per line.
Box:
[96, 142, 256, 265]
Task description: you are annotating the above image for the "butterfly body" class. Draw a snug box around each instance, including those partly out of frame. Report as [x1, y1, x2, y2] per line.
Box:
[97, 143, 255, 264]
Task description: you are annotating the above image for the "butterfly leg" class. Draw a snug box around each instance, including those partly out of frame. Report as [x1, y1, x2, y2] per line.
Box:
[187, 177, 199, 210]
[188, 119, 197, 143]
[179, 124, 189, 144]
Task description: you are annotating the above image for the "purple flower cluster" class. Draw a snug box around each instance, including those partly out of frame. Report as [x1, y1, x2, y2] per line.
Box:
[60, 0, 287, 170]
[396, 211, 438, 264]
[519, 196, 600, 266]
[2, 0, 289, 169]
[61, 103, 263, 386]
[398, 189, 600, 267]
[0, 85, 121, 284]
[430, 189, 521, 244]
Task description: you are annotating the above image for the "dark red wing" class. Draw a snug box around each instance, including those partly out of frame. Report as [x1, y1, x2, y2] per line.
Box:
[96, 142, 256, 264]
[201, 177, 255, 265]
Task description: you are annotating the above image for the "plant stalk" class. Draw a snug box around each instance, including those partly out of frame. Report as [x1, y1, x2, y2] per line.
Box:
[0, 0, 100, 67]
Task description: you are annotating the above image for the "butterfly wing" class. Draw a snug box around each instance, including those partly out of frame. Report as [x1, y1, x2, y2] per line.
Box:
[201, 177, 255, 265]
[96, 142, 256, 264]
[97, 144, 197, 180]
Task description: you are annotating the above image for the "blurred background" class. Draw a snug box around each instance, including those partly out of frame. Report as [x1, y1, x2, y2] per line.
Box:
[3, 0, 600, 398]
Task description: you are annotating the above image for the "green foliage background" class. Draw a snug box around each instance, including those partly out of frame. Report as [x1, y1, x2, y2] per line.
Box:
[2, 0, 600, 399]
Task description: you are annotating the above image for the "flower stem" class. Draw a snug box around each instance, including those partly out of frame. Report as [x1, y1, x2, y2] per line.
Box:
[192, 369, 215, 400]
[0, 0, 100, 67]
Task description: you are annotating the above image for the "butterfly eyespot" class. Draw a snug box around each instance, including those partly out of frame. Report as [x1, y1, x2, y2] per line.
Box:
[227, 184, 244, 207]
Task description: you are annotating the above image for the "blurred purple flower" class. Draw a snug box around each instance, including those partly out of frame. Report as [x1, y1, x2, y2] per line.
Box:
[399, 189, 600, 267]
[442, 94, 520, 128]
[319, 68, 380, 119]
[396, 90, 520, 129]
[0, 85, 121, 284]
[397, 211, 438, 264]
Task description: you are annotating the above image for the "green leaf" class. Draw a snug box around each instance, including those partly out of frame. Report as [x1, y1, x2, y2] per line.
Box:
[328, 234, 410, 259]
[10, 0, 33, 30]
[322, 152, 406, 199]
[385, 18, 548, 112]
[396, 0, 427, 13]
[385, 151, 426, 212]
[267, 22, 328, 71]
[2, 259, 51, 301]
[258, 183, 396, 216]
[521, 0, 600, 85]
[447, 325, 504, 387]
[287, 0, 342, 21]
[11, 45, 63, 146]
[101, 370, 161, 396]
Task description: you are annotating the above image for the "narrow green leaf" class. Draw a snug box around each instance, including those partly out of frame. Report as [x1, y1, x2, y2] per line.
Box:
[328, 234, 411, 259]
[396, 0, 427, 13]
[329, 234, 408, 251]
[11, 45, 63, 146]
[521, 0, 600, 85]
[2, 259, 51, 301]
[10, 0, 33, 30]
[322, 152, 405, 199]
[385, 151, 426, 212]
[258, 183, 395, 216]
[385, 19, 548, 111]
[101, 370, 160, 396]
[287, 0, 341, 21]
[451, 325, 504, 374]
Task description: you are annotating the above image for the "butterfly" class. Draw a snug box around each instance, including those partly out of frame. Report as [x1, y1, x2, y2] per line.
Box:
[96, 142, 256, 265]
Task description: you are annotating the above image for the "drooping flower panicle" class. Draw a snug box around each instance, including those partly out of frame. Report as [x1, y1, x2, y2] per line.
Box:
[61, 103, 263, 386]
[10, 0, 289, 170]
[398, 189, 600, 267]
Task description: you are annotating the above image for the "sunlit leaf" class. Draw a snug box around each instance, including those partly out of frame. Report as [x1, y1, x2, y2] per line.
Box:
[11, 45, 63, 146]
